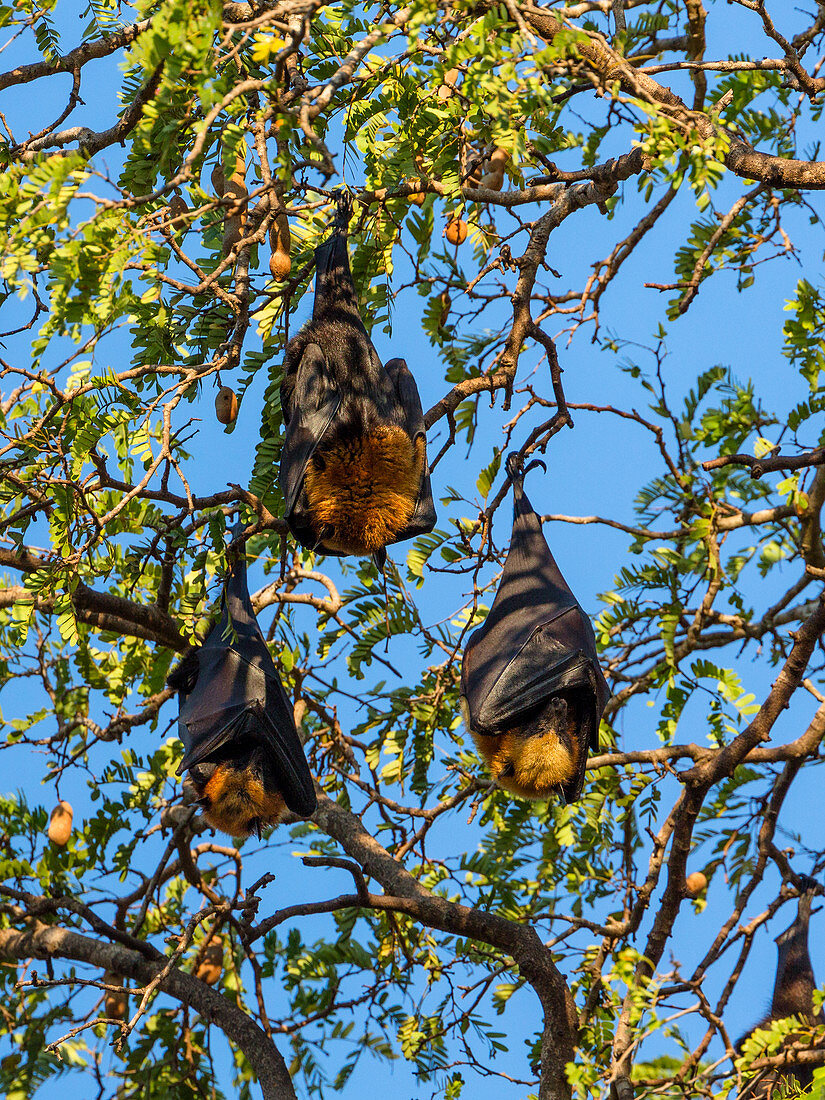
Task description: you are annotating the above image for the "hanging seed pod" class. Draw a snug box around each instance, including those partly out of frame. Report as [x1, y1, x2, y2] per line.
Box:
[437, 67, 459, 100]
[445, 218, 468, 246]
[215, 387, 238, 425]
[210, 162, 226, 197]
[478, 147, 509, 191]
[685, 871, 708, 898]
[464, 150, 484, 190]
[269, 213, 291, 280]
[168, 193, 189, 234]
[103, 971, 128, 1020]
[222, 151, 248, 257]
[47, 801, 73, 846]
[169, 193, 188, 219]
[438, 289, 451, 328]
[195, 937, 223, 986]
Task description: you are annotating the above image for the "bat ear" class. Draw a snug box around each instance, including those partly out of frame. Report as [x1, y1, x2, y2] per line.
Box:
[167, 650, 200, 695]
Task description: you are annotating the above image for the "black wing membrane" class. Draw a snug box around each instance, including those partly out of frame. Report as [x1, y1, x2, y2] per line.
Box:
[770, 883, 820, 1020]
[279, 342, 341, 521]
[384, 356, 437, 541]
[737, 877, 824, 1097]
[279, 211, 435, 561]
[169, 552, 316, 832]
[460, 453, 609, 804]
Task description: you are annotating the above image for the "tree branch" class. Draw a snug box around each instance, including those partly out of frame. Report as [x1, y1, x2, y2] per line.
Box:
[312, 792, 577, 1100]
[0, 920, 296, 1100]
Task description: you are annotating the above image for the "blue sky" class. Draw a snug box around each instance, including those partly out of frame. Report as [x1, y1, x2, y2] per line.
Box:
[2, 1, 825, 1097]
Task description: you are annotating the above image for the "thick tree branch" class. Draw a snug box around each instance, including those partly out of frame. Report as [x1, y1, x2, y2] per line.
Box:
[312, 792, 576, 1100]
[519, 2, 825, 188]
[0, 20, 152, 91]
[0, 920, 296, 1100]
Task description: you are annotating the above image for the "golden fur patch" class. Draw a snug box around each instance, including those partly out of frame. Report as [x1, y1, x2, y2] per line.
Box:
[304, 427, 425, 554]
[201, 766, 288, 837]
[471, 715, 579, 800]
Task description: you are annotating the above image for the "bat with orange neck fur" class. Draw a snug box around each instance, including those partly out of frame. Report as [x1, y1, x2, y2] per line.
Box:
[460, 453, 610, 804]
[279, 196, 436, 568]
[167, 549, 316, 838]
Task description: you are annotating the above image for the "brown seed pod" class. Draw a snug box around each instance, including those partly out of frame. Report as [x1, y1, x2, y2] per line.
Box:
[168, 193, 189, 232]
[210, 162, 226, 197]
[478, 167, 505, 191]
[437, 67, 459, 100]
[222, 216, 242, 255]
[685, 871, 708, 898]
[445, 218, 468, 246]
[215, 387, 238, 425]
[195, 938, 224, 986]
[169, 193, 188, 218]
[47, 801, 73, 846]
[103, 971, 128, 1021]
[463, 144, 485, 190]
[221, 151, 248, 256]
[269, 213, 291, 280]
[478, 148, 509, 192]
[438, 289, 451, 328]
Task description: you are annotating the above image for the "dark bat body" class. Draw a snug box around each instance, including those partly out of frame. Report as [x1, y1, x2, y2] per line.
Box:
[737, 879, 824, 1098]
[460, 454, 609, 803]
[167, 552, 316, 838]
[279, 215, 436, 564]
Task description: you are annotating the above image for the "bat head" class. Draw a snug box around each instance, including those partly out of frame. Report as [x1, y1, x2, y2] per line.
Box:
[463, 688, 592, 802]
[185, 737, 291, 839]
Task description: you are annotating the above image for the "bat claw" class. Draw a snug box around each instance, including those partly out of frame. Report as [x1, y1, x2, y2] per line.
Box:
[797, 873, 821, 895]
[332, 190, 353, 231]
[505, 451, 547, 483]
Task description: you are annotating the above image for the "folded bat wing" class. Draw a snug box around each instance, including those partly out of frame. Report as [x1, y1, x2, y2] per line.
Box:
[384, 356, 437, 542]
[461, 455, 610, 801]
[771, 877, 822, 1020]
[174, 554, 316, 818]
[279, 341, 341, 522]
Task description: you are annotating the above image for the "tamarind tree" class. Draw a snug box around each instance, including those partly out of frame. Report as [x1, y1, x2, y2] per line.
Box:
[1, 0, 825, 1097]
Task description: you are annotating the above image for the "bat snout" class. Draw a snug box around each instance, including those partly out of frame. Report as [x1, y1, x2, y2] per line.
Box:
[469, 690, 588, 801]
[198, 761, 289, 838]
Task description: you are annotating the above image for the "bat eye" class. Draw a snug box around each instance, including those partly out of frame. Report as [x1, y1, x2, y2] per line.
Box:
[499, 762, 516, 778]
[311, 453, 326, 472]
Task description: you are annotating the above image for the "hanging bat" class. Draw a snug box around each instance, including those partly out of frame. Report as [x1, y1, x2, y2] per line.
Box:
[737, 876, 824, 1097]
[460, 453, 610, 803]
[279, 197, 436, 568]
[166, 549, 316, 838]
